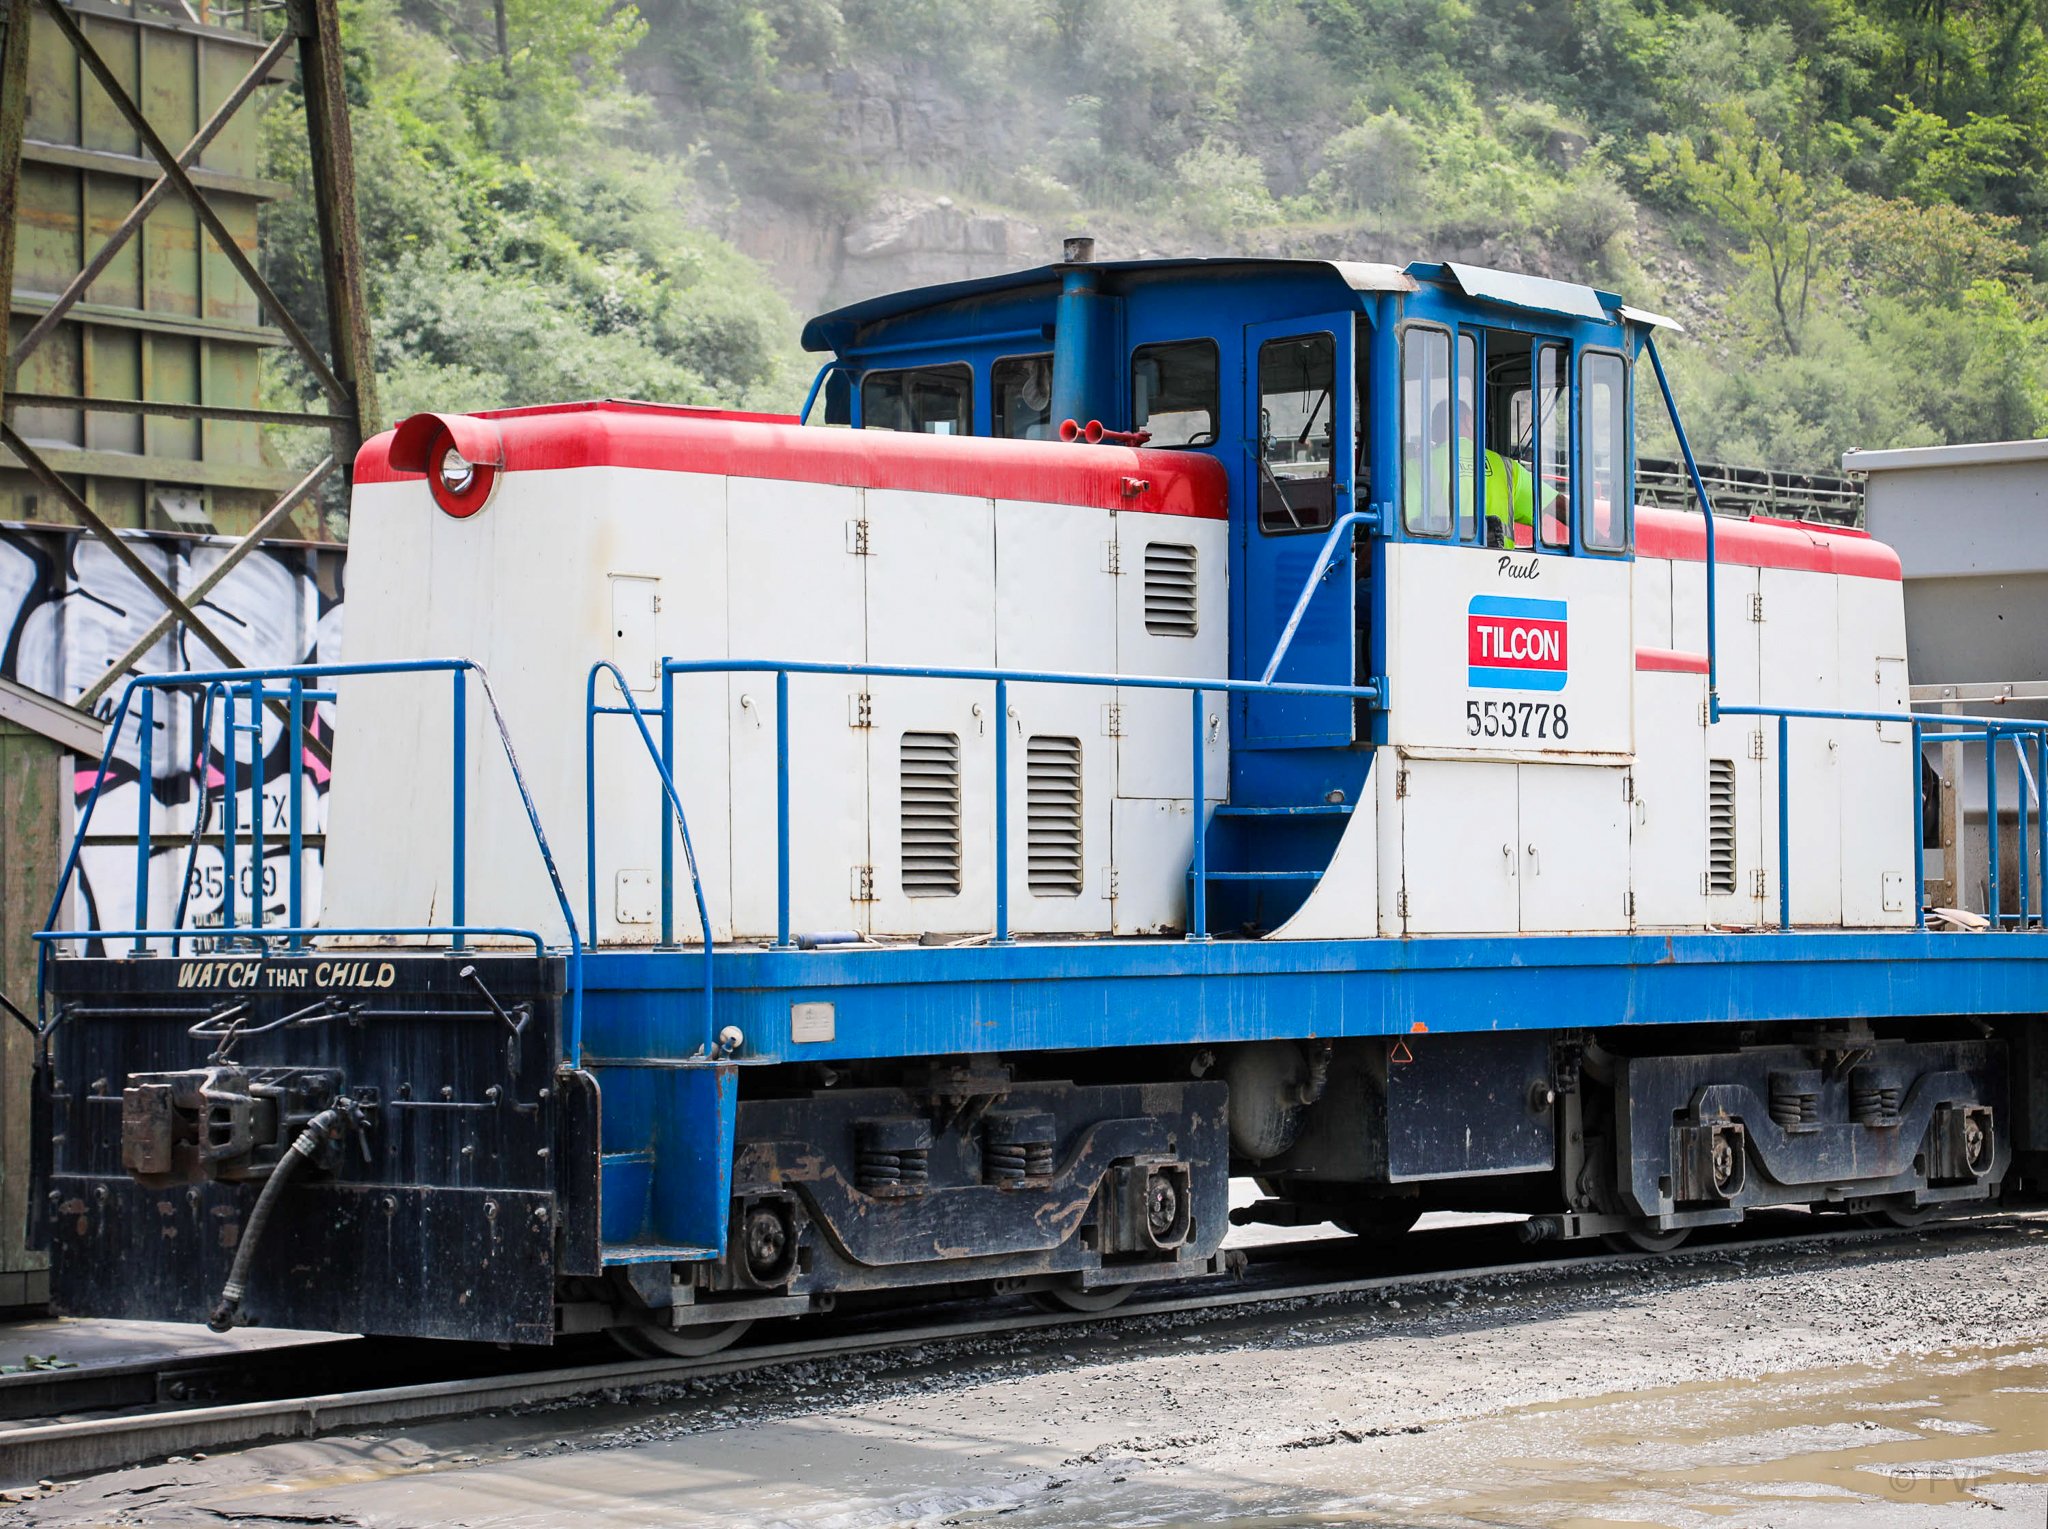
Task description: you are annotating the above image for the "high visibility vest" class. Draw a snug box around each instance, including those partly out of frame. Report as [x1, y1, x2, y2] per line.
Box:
[1405, 443, 1534, 539]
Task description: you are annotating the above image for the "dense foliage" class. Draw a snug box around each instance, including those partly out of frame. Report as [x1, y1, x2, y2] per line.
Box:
[636, 0, 2048, 461]
[270, 0, 2048, 473]
[262, 0, 804, 449]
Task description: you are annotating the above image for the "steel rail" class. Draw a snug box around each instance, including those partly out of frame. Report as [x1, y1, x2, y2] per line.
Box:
[1, 1210, 2035, 1486]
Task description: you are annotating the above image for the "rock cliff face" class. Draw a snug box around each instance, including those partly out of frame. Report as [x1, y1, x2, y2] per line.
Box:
[688, 63, 1694, 331]
[722, 188, 1056, 317]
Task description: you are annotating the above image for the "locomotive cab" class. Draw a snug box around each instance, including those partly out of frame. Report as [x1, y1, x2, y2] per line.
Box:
[803, 256, 1911, 937]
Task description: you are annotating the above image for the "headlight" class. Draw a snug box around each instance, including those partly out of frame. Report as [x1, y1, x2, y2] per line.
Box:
[426, 429, 496, 517]
[439, 446, 476, 496]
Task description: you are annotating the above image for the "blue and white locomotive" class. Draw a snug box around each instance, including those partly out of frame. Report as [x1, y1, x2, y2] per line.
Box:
[31, 255, 2047, 1353]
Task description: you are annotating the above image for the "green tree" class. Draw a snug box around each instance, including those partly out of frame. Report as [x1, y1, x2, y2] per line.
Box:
[1647, 103, 1833, 355]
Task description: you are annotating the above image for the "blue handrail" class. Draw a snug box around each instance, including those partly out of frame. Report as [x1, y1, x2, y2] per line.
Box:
[1718, 703, 2048, 930]
[40, 658, 586, 1048]
[1645, 334, 1721, 717]
[1262, 508, 1380, 684]
[584, 661, 717, 1063]
[590, 658, 1384, 1026]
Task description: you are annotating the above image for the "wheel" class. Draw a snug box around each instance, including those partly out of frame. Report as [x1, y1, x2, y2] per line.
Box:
[1333, 1199, 1424, 1239]
[1862, 1202, 1941, 1230]
[1600, 1225, 1691, 1254]
[1028, 1280, 1134, 1314]
[608, 1318, 754, 1359]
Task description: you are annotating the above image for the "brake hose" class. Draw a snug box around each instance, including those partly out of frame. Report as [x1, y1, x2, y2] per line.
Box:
[207, 1101, 354, 1332]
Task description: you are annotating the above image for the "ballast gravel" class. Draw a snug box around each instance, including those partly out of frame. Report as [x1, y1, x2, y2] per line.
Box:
[7, 1219, 2048, 1528]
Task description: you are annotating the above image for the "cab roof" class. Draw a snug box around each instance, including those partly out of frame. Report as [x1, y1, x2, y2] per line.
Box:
[800, 256, 1678, 353]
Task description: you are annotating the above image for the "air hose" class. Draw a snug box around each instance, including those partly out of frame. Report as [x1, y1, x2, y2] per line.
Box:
[207, 1101, 353, 1333]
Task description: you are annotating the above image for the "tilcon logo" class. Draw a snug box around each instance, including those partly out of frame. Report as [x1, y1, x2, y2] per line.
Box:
[1467, 594, 1568, 693]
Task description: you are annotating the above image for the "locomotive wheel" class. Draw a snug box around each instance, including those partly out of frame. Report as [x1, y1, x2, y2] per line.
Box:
[609, 1318, 754, 1359]
[1600, 1225, 1691, 1255]
[1862, 1202, 1941, 1230]
[1333, 1199, 1424, 1240]
[1028, 1279, 1134, 1314]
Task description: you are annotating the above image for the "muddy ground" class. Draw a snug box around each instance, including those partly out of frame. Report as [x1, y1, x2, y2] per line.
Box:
[5, 1218, 2048, 1528]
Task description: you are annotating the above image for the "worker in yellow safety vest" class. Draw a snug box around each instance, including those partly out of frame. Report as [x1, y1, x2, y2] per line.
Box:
[1407, 399, 1534, 546]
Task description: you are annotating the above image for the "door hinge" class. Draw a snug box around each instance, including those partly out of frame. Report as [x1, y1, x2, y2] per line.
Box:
[1749, 728, 1766, 760]
[1103, 540, 1122, 574]
[1396, 888, 1410, 918]
[651, 594, 663, 613]
[1395, 768, 1409, 799]
[1623, 889, 1636, 919]
[846, 518, 871, 555]
[1101, 703, 1123, 738]
[849, 691, 874, 728]
[1621, 771, 1634, 803]
[1104, 866, 1119, 899]
[1749, 592, 1765, 622]
[1750, 867, 1769, 899]
[850, 865, 875, 901]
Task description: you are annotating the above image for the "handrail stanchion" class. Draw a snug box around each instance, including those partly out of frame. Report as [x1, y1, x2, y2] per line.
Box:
[659, 665, 675, 947]
[2036, 731, 2047, 930]
[1189, 687, 1209, 942]
[774, 668, 792, 950]
[1912, 720, 1926, 931]
[590, 662, 714, 1054]
[131, 687, 153, 956]
[287, 678, 305, 947]
[451, 669, 467, 949]
[1987, 729, 2002, 926]
[2016, 733, 2031, 931]
[993, 677, 1011, 946]
[1777, 712, 1790, 930]
[222, 686, 239, 933]
[248, 677, 265, 933]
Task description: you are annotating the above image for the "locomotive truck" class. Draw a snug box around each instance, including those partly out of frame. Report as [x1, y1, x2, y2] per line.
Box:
[29, 255, 2048, 1355]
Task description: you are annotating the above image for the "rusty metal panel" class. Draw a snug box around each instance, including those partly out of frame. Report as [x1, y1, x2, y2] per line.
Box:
[22, 8, 75, 145]
[82, 172, 140, 304]
[77, 12, 138, 156]
[16, 160, 80, 292]
[0, 722, 65, 1296]
[4, 3, 308, 531]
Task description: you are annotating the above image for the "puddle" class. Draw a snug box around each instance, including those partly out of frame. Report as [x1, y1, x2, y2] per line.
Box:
[965, 1341, 2048, 1528]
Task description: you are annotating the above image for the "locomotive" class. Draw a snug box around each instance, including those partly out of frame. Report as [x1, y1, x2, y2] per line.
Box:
[29, 254, 2048, 1355]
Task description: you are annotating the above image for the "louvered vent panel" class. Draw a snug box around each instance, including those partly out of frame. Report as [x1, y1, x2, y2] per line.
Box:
[1706, 757, 1737, 896]
[900, 732, 962, 898]
[1026, 735, 1084, 896]
[1144, 542, 1198, 637]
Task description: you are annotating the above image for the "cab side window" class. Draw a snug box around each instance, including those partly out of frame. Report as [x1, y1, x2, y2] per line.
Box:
[1256, 333, 1336, 534]
[1132, 341, 1220, 448]
[1579, 351, 1630, 553]
[1535, 342, 1570, 548]
[1400, 326, 1452, 537]
[993, 354, 1054, 439]
[862, 364, 973, 434]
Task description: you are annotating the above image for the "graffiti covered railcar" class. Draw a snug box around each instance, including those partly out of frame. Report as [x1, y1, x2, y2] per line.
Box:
[28, 257, 2048, 1352]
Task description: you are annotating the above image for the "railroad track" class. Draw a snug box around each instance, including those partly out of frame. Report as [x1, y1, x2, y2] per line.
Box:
[2, 1210, 2040, 1487]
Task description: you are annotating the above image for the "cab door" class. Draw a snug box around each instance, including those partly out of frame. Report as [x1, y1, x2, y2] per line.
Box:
[1240, 315, 1358, 748]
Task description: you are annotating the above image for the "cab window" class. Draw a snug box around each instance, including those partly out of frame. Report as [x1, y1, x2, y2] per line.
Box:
[1535, 342, 1570, 548]
[1256, 333, 1336, 534]
[1580, 351, 1630, 553]
[862, 364, 972, 434]
[1132, 341, 1219, 448]
[1484, 336, 1570, 551]
[993, 353, 1054, 439]
[1400, 325, 1452, 537]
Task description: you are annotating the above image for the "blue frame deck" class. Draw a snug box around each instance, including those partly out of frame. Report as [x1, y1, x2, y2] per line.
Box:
[578, 930, 2048, 1066]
